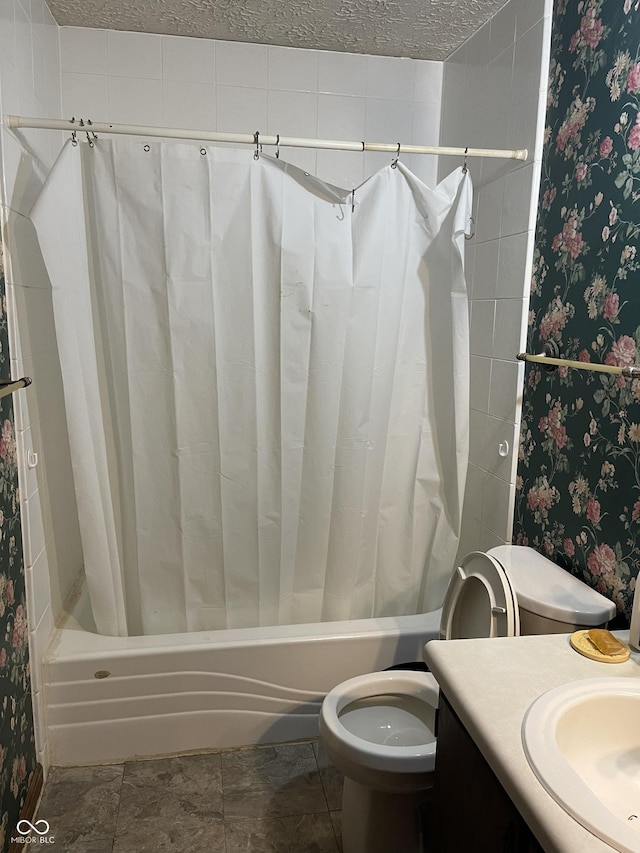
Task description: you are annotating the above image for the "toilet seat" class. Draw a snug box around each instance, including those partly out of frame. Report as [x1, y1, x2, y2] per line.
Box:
[320, 671, 439, 778]
[440, 551, 519, 640]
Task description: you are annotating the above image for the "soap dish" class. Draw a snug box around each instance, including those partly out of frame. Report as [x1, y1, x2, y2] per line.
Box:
[570, 630, 630, 663]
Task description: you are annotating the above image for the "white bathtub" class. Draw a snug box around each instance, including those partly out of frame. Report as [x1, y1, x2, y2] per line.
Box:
[44, 583, 441, 766]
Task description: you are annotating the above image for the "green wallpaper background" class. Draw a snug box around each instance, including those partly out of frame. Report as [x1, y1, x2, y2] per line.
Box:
[515, 0, 640, 622]
[0, 247, 36, 850]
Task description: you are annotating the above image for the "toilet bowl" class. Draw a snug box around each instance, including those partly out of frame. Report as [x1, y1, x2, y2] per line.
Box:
[319, 546, 616, 853]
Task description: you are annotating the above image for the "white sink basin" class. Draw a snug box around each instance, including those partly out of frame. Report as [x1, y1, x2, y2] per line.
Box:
[523, 677, 640, 853]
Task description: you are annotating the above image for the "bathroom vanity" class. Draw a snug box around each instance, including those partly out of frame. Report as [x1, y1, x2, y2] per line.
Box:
[424, 632, 640, 852]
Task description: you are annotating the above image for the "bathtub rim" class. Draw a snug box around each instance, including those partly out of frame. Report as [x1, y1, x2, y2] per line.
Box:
[46, 582, 443, 663]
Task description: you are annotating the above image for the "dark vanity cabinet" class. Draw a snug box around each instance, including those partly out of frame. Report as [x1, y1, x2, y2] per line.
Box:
[430, 693, 544, 853]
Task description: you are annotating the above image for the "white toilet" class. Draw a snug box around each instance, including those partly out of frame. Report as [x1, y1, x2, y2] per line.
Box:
[319, 545, 616, 853]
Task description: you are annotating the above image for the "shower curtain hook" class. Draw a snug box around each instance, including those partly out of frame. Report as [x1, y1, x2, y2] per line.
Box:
[254, 131, 261, 160]
[86, 131, 94, 148]
[391, 142, 401, 169]
[351, 188, 356, 213]
[275, 133, 280, 159]
[463, 146, 468, 173]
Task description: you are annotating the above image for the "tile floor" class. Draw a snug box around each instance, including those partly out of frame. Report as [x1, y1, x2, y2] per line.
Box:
[37, 739, 344, 852]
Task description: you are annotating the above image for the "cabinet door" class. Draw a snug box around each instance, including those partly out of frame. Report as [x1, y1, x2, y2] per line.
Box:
[431, 693, 543, 853]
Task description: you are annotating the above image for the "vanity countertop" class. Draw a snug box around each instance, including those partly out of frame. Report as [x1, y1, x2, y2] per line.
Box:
[423, 630, 640, 853]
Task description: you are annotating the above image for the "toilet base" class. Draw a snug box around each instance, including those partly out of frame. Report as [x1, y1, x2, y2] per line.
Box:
[341, 777, 433, 853]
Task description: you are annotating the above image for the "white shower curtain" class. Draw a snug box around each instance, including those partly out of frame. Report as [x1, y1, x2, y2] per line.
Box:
[31, 140, 472, 637]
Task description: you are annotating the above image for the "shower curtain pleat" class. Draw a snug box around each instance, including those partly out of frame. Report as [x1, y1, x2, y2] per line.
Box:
[30, 139, 471, 637]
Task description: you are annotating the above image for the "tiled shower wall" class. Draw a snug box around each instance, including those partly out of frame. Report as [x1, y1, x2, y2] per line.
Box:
[59, 28, 443, 190]
[440, 0, 553, 558]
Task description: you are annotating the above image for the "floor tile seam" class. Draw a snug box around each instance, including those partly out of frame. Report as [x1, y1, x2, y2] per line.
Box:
[222, 806, 332, 823]
[110, 763, 128, 850]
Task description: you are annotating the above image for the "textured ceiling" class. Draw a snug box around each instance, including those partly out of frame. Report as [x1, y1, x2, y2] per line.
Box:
[45, 0, 512, 60]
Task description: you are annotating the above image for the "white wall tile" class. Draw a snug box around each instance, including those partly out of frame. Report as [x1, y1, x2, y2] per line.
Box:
[502, 163, 536, 235]
[216, 40, 268, 88]
[489, 358, 523, 422]
[0, 0, 17, 70]
[25, 547, 51, 629]
[508, 90, 540, 157]
[489, 0, 517, 61]
[14, 0, 33, 92]
[469, 409, 488, 468]
[318, 93, 366, 140]
[31, 604, 53, 690]
[162, 35, 215, 84]
[163, 79, 215, 130]
[482, 472, 514, 538]
[411, 101, 441, 147]
[475, 178, 504, 242]
[470, 355, 491, 413]
[62, 72, 109, 120]
[515, 0, 548, 39]
[470, 299, 496, 358]
[512, 19, 545, 105]
[456, 514, 482, 564]
[496, 231, 529, 298]
[16, 421, 41, 502]
[107, 76, 163, 125]
[366, 55, 415, 101]
[23, 488, 45, 568]
[473, 240, 499, 299]
[216, 84, 268, 134]
[318, 50, 367, 97]
[486, 415, 520, 482]
[107, 30, 162, 79]
[465, 20, 490, 77]
[493, 297, 528, 360]
[268, 45, 318, 93]
[480, 523, 508, 551]
[267, 89, 318, 137]
[413, 60, 443, 103]
[60, 27, 108, 75]
[365, 98, 413, 143]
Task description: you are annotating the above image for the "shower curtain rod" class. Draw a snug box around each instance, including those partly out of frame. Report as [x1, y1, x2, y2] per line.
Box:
[0, 377, 32, 400]
[5, 115, 528, 161]
[518, 351, 640, 379]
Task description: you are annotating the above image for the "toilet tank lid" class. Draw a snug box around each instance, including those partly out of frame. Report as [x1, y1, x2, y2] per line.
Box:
[487, 545, 616, 626]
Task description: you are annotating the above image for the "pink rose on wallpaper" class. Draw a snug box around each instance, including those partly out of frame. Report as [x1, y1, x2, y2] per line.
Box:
[628, 113, 640, 150]
[606, 334, 636, 366]
[557, 216, 584, 259]
[609, 206, 618, 225]
[575, 162, 588, 181]
[632, 498, 640, 522]
[603, 291, 620, 319]
[580, 8, 605, 49]
[0, 419, 13, 462]
[587, 543, 617, 577]
[627, 63, 640, 93]
[0, 648, 6, 667]
[599, 136, 613, 156]
[578, 349, 591, 362]
[563, 538, 575, 556]
[586, 497, 601, 524]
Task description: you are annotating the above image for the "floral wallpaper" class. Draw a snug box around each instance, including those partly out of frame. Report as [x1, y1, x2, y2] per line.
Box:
[515, 0, 640, 622]
[0, 242, 36, 851]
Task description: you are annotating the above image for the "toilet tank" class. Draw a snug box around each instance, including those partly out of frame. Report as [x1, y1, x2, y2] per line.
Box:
[487, 545, 616, 635]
